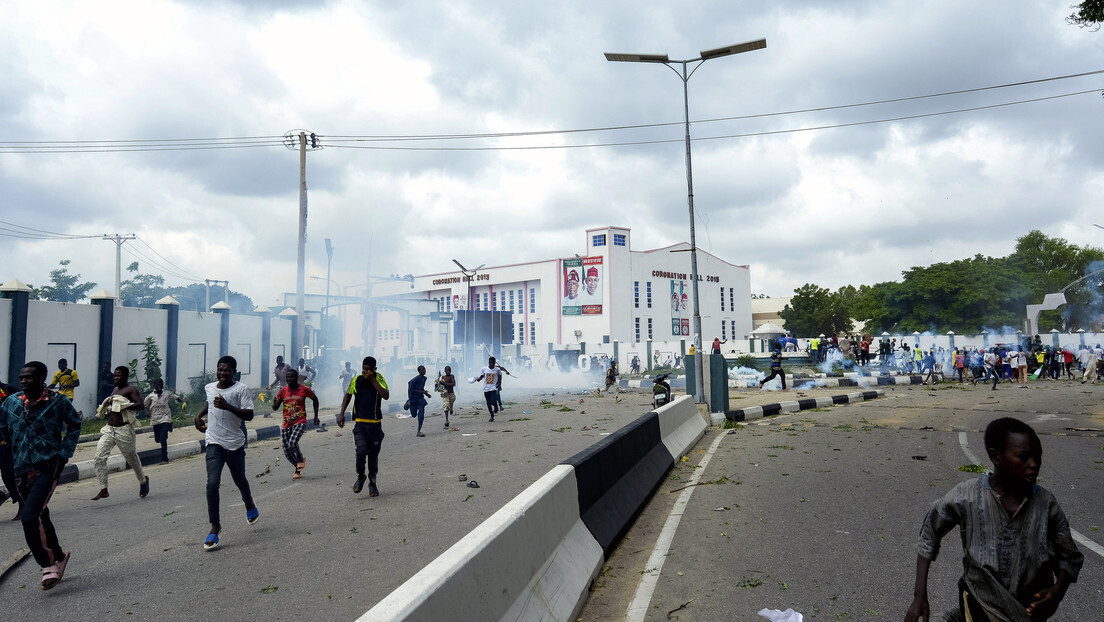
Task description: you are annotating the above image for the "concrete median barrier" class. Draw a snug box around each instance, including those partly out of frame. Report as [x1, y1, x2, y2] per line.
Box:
[361, 465, 602, 622]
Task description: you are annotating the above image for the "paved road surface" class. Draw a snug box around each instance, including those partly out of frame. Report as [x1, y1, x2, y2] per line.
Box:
[580, 381, 1104, 621]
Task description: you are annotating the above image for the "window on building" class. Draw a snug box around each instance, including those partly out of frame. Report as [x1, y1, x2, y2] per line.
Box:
[646, 282, 652, 308]
[529, 288, 536, 313]
[483, 293, 488, 310]
[729, 288, 734, 311]
[647, 318, 653, 340]
[634, 281, 640, 308]
[635, 318, 641, 342]
[592, 234, 606, 247]
[510, 322, 515, 342]
[529, 322, 536, 344]
[509, 290, 515, 312]
[720, 287, 725, 311]
[447, 296, 452, 312]
[613, 233, 626, 247]
[517, 289, 523, 312]
[518, 322, 524, 344]
[722, 320, 727, 340]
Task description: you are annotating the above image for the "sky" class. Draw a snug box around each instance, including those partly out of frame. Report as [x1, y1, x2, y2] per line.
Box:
[2, 0, 1103, 307]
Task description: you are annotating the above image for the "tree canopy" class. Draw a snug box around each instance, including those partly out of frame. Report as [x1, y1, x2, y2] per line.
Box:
[31, 260, 97, 302]
[1068, 0, 1104, 29]
[781, 231, 1104, 337]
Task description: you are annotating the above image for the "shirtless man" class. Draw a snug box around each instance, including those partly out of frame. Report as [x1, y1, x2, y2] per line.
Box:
[91, 366, 149, 500]
[438, 366, 456, 428]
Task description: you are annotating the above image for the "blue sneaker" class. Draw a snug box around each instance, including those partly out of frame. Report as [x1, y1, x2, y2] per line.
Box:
[246, 507, 260, 525]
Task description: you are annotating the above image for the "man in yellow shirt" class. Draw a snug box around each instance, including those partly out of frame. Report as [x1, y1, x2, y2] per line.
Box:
[48, 359, 80, 401]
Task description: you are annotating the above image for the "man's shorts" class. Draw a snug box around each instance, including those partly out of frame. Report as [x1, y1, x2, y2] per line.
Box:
[442, 392, 456, 410]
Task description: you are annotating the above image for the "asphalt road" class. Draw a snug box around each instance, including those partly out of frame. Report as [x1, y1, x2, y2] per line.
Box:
[579, 380, 1104, 621]
[0, 386, 672, 620]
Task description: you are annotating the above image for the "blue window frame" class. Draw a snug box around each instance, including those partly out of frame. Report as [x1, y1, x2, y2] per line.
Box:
[592, 234, 606, 247]
[613, 233, 626, 246]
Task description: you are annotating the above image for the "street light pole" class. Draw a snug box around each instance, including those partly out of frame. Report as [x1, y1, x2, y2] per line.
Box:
[606, 38, 766, 404]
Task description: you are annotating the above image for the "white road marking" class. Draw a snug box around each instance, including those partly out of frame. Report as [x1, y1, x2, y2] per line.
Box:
[958, 431, 1104, 560]
[626, 431, 727, 622]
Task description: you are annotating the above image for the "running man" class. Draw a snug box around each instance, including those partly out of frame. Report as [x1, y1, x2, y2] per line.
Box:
[48, 359, 80, 402]
[144, 378, 183, 465]
[473, 356, 501, 422]
[407, 366, 430, 437]
[759, 349, 788, 391]
[338, 357, 390, 496]
[194, 355, 259, 551]
[91, 366, 149, 501]
[0, 362, 81, 589]
[272, 369, 319, 479]
[438, 366, 456, 428]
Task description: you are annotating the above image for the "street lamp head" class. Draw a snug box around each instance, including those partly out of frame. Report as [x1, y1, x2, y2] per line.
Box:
[699, 38, 766, 60]
[604, 52, 669, 63]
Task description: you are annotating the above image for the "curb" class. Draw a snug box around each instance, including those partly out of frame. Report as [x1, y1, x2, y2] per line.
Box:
[59, 414, 347, 486]
[710, 389, 885, 426]
[360, 396, 704, 622]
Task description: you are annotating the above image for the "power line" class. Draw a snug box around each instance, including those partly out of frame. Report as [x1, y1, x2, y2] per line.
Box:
[133, 236, 205, 282]
[0, 69, 1099, 153]
[325, 89, 1102, 152]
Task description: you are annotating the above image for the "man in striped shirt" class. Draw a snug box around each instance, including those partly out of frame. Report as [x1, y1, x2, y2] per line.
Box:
[905, 417, 1083, 622]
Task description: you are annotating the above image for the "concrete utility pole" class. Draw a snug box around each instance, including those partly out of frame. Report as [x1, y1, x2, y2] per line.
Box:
[284, 129, 321, 358]
[103, 233, 137, 307]
[204, 279, 229, 310]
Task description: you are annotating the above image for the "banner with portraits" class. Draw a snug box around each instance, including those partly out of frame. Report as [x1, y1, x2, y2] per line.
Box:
[670, 279, 689, 336]
[562, 257, 603, 316]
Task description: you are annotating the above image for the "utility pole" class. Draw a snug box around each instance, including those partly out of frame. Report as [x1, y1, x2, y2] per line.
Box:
[103, 234, 137, 306]
[284, 129, 321, 359]
[204, 279, 229, 311]
[323, 238, 333, 354]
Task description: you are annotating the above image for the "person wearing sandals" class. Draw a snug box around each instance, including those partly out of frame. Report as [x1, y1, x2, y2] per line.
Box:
[438, 366, 456, 428]
[0, 362, 81, 590]
[407, 366, 431, 437]
[194, 356, 259, 551]
[272, 369, 318, 479]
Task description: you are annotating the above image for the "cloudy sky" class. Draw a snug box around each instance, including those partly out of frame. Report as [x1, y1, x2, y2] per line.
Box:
[2, 0, 1102, 307]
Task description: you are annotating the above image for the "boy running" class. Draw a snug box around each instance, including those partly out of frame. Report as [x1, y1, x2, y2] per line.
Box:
[905, 417, 1083, 622]
[473, 356, 501, 422]
[338, 357, 390, 496]
[91, 366, 149, 500]
[272, 369, 319, 479]
[0, 362, 82, 589]
[144, 378, 183, 464]
[194, 356, 259, 551]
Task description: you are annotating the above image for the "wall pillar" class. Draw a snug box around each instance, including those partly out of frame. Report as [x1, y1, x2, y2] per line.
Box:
[213, 302, 231, 357]
[256, 306, 272, 388]
[157, 296, 180, 390]
[91, 290, 116, 404]
[0, 280, 31, 385]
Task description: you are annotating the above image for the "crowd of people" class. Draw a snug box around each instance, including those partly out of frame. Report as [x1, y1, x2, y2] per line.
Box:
[794, 334, 1104, 387]
[0, 351, 523, 590]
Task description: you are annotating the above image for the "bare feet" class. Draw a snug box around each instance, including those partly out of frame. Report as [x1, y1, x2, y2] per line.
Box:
[91, 488, 109, 500]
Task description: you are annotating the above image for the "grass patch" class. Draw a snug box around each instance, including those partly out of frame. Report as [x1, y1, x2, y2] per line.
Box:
[958, 464, 986, 473]
[557, 406, 575, 412]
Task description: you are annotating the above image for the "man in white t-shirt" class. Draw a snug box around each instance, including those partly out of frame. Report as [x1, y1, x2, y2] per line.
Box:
[474, 356, 502, 422]
[1079, 346, 1098, 385]
[194, 355, 259, 551]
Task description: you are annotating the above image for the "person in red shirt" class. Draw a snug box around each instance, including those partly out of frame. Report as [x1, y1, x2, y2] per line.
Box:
[271, 369, 319, 480]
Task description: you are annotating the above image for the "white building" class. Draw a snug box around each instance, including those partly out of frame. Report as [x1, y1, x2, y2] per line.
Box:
[363, 226, 751, 371]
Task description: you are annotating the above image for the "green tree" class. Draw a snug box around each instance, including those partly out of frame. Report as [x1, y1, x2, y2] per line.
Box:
[779, 283, 853, 337]
[120, 262, 167, 308]
[1068, 0, 1104, 29]
[31, 259, 96, 302]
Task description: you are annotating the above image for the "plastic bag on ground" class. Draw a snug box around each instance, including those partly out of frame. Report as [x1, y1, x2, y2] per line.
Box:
[758, 608, 803, 622]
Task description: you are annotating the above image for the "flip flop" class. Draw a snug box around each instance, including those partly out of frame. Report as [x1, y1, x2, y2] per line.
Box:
[466, 480, 480, 489]
[204, 533, 220, 551]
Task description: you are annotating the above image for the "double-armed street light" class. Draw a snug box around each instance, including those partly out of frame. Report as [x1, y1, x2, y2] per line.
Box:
[605, 38, 767, 404]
